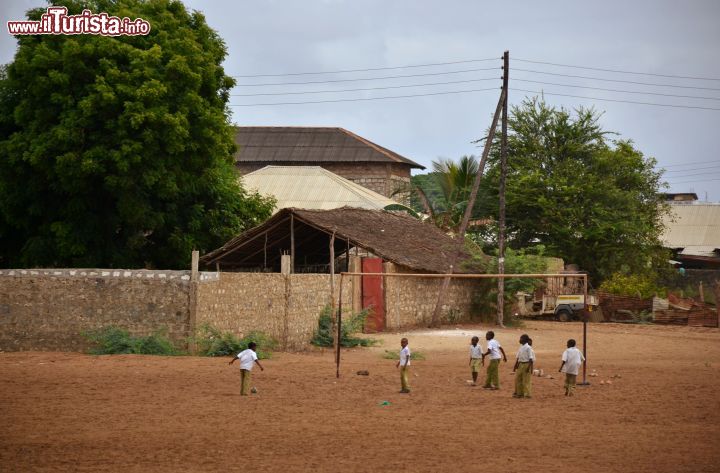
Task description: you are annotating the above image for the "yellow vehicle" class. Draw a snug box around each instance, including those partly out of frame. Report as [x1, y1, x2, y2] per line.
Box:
[516, 293, 599, 322]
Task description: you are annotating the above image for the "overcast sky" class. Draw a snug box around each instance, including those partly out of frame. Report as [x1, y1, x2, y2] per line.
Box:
[2, 0, 719, 200]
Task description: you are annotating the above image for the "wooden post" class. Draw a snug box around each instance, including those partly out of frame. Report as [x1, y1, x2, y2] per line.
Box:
[290, 214, 295, 274]
[263, 232, 268, 270]
[497, 50, 509, 327]
[699, 281, 705, 303]
[330, 231, 336, 352]
[336, 274, 344, 378]
[429, 85, 506, 327]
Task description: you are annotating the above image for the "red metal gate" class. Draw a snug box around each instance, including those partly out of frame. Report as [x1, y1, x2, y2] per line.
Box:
[361, 258, 385, 332]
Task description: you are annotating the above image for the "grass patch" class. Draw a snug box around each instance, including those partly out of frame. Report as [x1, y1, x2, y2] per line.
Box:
[82, 326, 181, 355]
[311, 306, 378, 348]
[381, 349, 426, 361]
[191, 324, 276, 359]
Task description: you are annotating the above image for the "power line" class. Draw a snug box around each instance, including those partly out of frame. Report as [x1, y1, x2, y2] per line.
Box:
[663, 170, 720, 179]
[666, 177, 720, 185]
[511, 87, 720, 111]
[231, 57, 500, 78]
[513, 68, 720, 92]
[663, 164, 720, 173]
[660, 159, 720, 168]
[235, 67, 500, 87]
[513, 78, 720, 101]
[514, 58, 720, 81]
[230, 87, 500, 106]
[230, 77, 499, 97]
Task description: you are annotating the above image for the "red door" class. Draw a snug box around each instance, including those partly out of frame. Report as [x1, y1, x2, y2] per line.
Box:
[361, 258, 385, 333]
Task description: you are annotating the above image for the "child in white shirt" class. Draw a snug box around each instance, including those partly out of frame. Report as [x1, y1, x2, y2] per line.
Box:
[229, 342, 264, 396]
[397, 337, 411, 393]
[559, 339, 585, 396]
[468, 336, 484, 386]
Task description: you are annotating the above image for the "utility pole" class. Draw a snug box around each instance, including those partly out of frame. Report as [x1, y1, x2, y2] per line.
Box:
[497, 50, 509, 327]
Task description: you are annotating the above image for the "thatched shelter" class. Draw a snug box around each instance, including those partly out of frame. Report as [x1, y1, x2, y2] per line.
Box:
[200, 207, 470, 273]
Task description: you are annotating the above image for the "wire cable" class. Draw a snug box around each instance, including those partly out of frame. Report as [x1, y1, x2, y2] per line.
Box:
[513, 68, 720, 92]
[235, 67, 500, 87]
[663, 164, 720, 173]
[230, 77, 500, 97]
[660, 159, 720, 168]
[511, 87, 720, 111]
[231, 57, 500, 78]
[513, 78, 720, 101]
[514, 58, 720, 81]
[665, 177, 720, 185]
[230, 87, 500, 106]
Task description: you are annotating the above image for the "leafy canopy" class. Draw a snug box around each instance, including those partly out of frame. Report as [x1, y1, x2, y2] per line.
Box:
[0, 0, 274, 269]
[477, 97, 669, 282]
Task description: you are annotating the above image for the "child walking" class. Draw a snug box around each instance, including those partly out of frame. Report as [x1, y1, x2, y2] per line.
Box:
[397, 337, 411, 393]
[513, 334, 535, 398]
[229, 342, 264, 396]
[482, 331, 507, 389]
[559, 339, 585, 396]
[469, 336, 483, 386]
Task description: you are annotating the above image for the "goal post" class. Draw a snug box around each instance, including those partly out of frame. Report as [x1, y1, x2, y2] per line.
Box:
[335, 271, 590, 384]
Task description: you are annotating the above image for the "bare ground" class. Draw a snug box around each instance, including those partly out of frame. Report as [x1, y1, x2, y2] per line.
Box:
[1, 321, 719, 473]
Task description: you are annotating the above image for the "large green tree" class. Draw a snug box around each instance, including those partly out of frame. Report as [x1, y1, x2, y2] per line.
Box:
[478, 97, 669, 282]
[0, 0, 274, 269]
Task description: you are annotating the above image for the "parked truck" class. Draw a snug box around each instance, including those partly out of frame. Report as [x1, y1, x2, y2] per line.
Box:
[515, 293, 599, 322]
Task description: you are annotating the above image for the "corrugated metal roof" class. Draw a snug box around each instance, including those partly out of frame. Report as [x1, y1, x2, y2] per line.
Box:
[661, 203, 720, 256]
[233, 126, 425, 169]
[241, 166, 404, 213]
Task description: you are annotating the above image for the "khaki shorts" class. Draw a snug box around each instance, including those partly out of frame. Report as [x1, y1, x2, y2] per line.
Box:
[470, 358, 482, 372]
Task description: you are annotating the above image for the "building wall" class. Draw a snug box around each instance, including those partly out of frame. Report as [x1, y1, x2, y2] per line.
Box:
[0, 269, 200, 351]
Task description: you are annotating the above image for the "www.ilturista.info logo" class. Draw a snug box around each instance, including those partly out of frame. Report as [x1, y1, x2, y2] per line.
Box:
[7, 7, 151, 36]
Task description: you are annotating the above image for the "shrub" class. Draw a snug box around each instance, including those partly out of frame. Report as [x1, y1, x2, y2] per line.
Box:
[83, 326, 181, 355]
[381, 349, 426, 360]
[600, 272, 661, 299]
[311, 306, 376, 348]
[191, 324, 276, 359]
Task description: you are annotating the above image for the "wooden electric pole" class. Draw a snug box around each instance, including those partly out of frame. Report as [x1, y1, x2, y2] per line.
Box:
[497, 50, 509, 327]
[429, 71, 506, 327]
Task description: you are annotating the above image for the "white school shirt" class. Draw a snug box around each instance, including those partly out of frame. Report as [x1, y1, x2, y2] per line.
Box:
[516, 343, 535, 362]
[561, 347, 585, 375]
[237, 348, 258, 370]
[399, 346, 411, 366]
[487, 339, 502, 360]
[469, 344, 483, 358]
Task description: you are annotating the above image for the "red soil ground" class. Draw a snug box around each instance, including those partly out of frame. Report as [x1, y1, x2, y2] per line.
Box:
[1, 321, 719, 473]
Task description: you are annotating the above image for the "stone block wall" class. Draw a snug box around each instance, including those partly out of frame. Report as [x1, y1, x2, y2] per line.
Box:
[0, 269, 201, 351]
[195, 272, 354, 350]
[383, 263, 482, 329]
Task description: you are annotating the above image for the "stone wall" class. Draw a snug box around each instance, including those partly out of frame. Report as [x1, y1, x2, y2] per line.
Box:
[383, 263, 482, 329]
[0, 269, 209, 351]
[195, 272, 354, 350]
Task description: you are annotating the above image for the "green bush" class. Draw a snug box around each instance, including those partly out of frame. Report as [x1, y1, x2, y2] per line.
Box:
[191, 324, 276, 358]
[311, 306, 376, 348]
[82, 326, 181, 355]
[381, 349, 426, 360]
[600, 272, 661, 299]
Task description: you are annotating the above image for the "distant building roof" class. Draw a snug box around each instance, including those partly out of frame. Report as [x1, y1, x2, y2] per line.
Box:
[661, 203, 720, 257]
[242, 166, 406, 213]
[233, 126, 425, 169]
[201, 207, 470, 273]
[662, 192, 698, 202]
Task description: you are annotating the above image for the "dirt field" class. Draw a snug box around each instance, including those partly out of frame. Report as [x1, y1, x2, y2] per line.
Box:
[2, 321, 719, 473]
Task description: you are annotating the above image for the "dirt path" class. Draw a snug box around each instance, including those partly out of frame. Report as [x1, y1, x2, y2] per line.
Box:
[1, 321, 719, 472]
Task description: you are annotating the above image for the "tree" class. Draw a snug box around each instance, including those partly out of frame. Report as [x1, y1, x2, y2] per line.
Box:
[0, 0, 274, 269]
[477, 97, 669, 282]
[410, 155, 481, 231]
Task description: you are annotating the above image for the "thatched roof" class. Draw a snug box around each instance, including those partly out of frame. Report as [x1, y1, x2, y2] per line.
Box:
[233, 127, 425, 169]
[200, 207, 470, 273]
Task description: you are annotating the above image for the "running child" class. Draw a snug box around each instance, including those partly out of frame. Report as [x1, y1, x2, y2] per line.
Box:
[229, 342, 264, 396]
